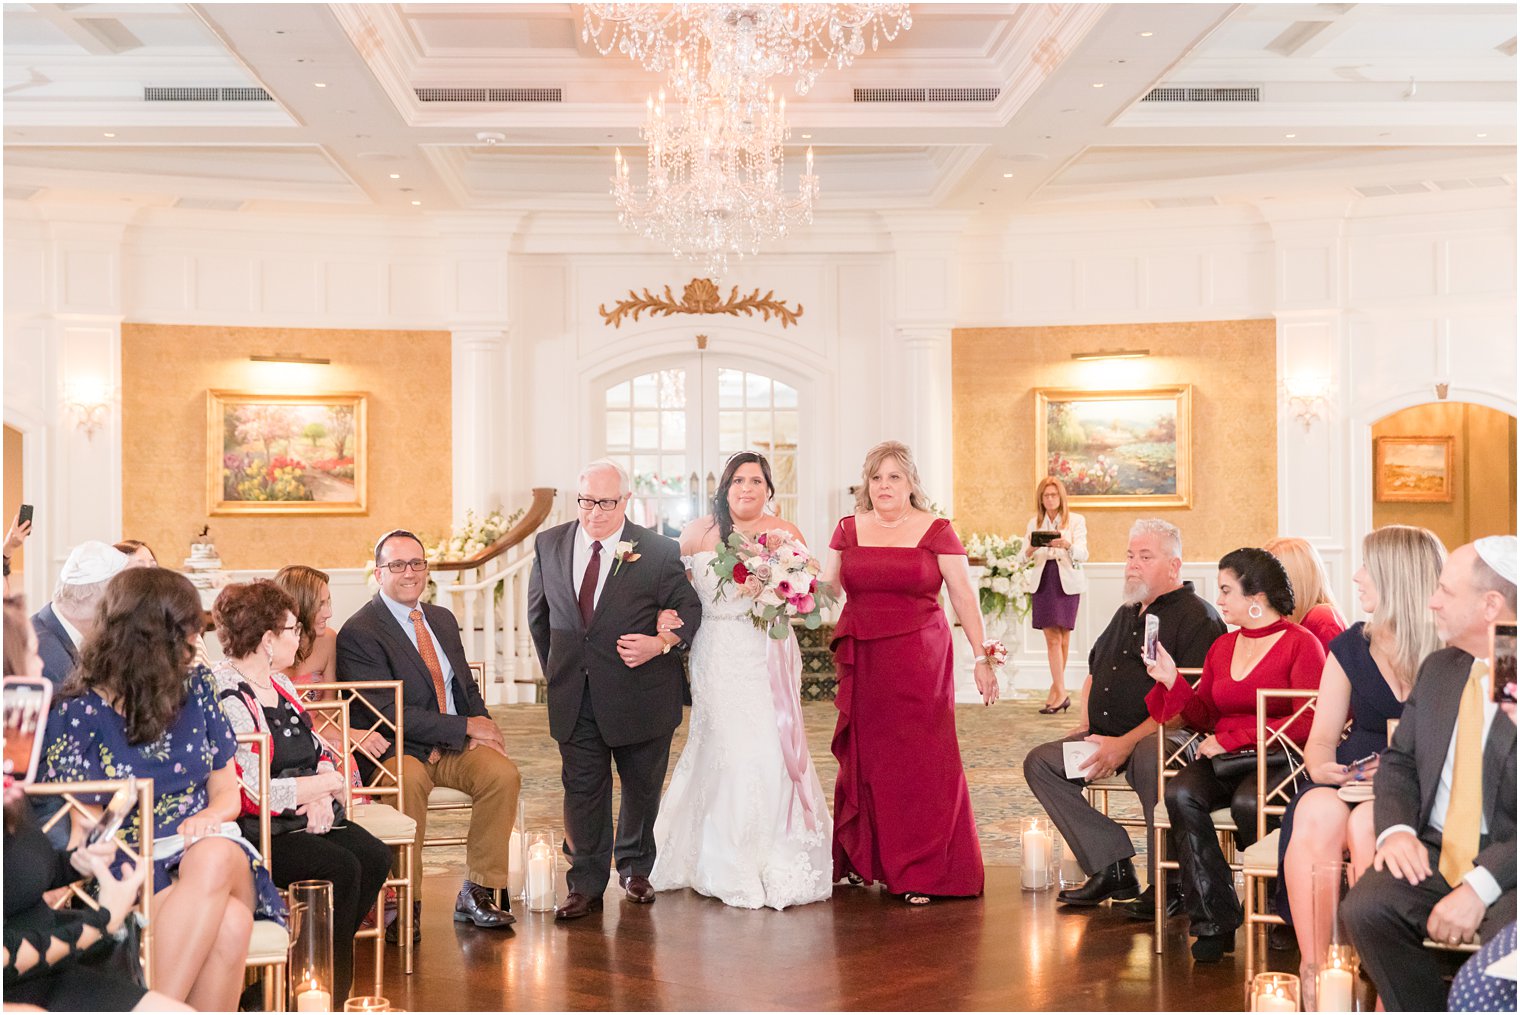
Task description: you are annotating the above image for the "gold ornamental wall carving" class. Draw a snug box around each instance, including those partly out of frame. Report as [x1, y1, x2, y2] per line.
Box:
[598, 277, 804, 329]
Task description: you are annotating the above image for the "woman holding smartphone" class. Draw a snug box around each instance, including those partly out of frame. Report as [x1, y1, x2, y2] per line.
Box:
[1023, 476, 1087, 713]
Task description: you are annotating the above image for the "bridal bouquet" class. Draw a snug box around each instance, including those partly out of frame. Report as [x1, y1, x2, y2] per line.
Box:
[709, 530, 838, 640]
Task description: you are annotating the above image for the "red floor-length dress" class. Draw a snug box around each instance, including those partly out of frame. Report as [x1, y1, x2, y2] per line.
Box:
[829, 515, 985, 897]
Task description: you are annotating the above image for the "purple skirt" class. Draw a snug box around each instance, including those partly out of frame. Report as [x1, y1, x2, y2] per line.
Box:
[1030, 559, 1079, 630]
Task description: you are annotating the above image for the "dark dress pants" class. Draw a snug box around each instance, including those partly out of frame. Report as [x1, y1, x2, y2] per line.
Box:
[559, 684, 674, 898]
[268, 822, 393, 1002]
[1163, 756, 1275, 937]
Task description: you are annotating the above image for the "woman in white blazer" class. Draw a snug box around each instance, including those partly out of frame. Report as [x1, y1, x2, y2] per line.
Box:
[1023, 476, 1088, 713]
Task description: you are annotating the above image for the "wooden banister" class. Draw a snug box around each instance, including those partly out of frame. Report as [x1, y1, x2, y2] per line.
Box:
[430, 487, 557, 572]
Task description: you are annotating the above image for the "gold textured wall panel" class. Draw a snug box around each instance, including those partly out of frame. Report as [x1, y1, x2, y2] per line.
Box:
[1371, 402, 1518, 550]
[121, 324, 452, 571]
[952, 319, 1278, 561]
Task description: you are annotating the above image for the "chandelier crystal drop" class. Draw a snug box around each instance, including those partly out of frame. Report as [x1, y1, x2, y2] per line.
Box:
[582, 3, 913, 97]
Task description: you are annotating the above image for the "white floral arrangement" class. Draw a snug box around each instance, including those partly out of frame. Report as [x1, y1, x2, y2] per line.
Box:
[963, 532, 1037, 622]
[427, 507, 524, 562]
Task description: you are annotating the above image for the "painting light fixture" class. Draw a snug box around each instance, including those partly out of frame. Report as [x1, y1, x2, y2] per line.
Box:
[1070, 348, 1150, 362]
[249, 353, 331, 366]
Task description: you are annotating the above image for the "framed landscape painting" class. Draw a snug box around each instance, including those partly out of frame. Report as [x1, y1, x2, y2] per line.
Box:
[208, 391, 367, 515]
[1034, 386, 1192, 508]
[1374, 436, 1453, 503]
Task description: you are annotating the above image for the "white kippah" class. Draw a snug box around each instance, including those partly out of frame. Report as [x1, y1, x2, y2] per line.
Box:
[58, 540, 129, 586]
[1475, 535, 1518, 586]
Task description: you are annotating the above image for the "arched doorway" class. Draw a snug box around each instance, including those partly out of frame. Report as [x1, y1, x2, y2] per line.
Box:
[1370, 401, 1517, 549]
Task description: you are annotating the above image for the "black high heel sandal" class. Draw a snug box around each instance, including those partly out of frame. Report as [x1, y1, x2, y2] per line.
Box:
[1038, 697, 1071, 715]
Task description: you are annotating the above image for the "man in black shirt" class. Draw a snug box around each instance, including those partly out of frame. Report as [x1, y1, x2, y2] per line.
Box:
[1023, 519, 1224, 915]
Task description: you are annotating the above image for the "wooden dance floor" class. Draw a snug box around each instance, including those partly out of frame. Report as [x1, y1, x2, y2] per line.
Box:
[361, 868, 1275, 1011]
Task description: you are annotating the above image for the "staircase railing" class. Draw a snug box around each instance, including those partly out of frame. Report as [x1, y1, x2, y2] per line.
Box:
[432, 487, 557, 705]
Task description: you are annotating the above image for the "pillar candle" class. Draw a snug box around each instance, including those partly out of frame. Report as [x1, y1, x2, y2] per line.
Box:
[1253, 990, 1297, 1012]
[1317, 967, 1354, 1012]
[295, 988, 332, 1012]
[1022, 829, 1051, 889]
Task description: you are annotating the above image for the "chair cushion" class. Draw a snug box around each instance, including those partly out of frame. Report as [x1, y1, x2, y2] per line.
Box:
[1210, 807, 1236, 828]
[428, 786, 472, 808]
[351, 802, 418, 842]
[246, 919, 290, 964]
[1241, 829, 1280, 872]
[1086, 776, 1131, 791]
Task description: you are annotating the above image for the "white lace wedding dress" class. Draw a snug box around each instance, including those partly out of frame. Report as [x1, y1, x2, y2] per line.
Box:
[649, 550, 833, 910]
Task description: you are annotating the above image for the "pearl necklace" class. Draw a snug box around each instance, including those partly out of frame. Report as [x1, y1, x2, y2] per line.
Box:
[872, 507, 911, 529]
[230, 661, 275, 691]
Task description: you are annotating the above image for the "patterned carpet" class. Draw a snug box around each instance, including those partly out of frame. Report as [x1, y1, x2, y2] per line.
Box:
[421, 693, 1147, 878]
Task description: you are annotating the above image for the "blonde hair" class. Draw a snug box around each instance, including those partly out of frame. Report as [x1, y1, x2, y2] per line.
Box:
[1362, 525, 1446, 693]
[1263, 537, 1343, 626]
[1034, 476, 1070, 529]
[855, 441, 931, 512]
[273, 564, 330, 664]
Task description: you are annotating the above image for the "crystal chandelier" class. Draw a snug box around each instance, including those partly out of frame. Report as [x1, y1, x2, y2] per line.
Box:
[582, 4, 913, 97]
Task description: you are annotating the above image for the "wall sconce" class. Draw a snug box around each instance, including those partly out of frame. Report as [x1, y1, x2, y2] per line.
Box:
[1283, 376, 1331, 432]
[1070, 348, 1150, 362]
[65, 381, 113, 440]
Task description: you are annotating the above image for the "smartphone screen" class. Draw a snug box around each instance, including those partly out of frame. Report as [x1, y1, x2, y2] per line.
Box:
[86, 777, 138, 846]
[1143, 614, 1160, 664]
[3, 677, 52, 783]
[1492, 622, 1517, 705]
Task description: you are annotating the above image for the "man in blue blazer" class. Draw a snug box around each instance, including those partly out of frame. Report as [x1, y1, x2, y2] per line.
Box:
[31, 540, 128, 685]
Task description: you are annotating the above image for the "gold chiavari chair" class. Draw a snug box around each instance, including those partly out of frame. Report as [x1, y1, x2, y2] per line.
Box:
[237, 730, 292, 1012]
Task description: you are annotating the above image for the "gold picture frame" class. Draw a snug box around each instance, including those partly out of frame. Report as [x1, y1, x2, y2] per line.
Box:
[1034, 386, 1192, 508]
[208, 391, 367, 516]
[1374, 435, 1454, 503]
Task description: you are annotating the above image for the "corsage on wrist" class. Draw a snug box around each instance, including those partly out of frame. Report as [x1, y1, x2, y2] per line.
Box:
[979, 639, 1008, 668]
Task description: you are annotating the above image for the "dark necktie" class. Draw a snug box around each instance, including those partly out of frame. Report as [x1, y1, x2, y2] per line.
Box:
[578, 540, 602, 627]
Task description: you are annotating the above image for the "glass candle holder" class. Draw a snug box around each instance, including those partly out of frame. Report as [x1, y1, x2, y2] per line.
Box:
[1248, 972, 1300, 1012]
[1051, 830, 1084, 888]
[1021, 817, 1054, 891]
[288, 880, 334, 1012]
[526, 830, 559, 913]
[506, 797, 528, 901]
[1316, 943, 1360, 1012]
[1307, 860, 1356, 1010]
[342, 998, 390, 1013]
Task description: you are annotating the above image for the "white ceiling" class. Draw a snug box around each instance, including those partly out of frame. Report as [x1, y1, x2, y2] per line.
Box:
[3, 2, 1515, 218]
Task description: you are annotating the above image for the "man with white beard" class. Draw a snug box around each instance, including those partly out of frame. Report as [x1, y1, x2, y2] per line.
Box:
[1023, 519, 1225, 916]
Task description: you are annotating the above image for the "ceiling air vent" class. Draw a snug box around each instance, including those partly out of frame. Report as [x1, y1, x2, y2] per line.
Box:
[854, 86, 999, 103]
[144, 86, 272, 102]
[1141, 86, 1261, 103]
[173, 197, 246, 212]
[414, 87, 562, 103]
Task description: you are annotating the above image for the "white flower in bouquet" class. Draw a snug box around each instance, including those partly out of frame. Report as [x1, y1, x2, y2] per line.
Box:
[992, 575, 1012, 595]
[758, 585, 784, 608]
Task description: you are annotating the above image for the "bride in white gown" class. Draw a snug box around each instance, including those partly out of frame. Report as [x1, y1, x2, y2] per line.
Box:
[650, 452, 833, 910]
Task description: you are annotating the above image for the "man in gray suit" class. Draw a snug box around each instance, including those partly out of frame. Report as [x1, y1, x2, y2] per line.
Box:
[1344, 536, 1517, 1012]
[527, 460, 703, 920]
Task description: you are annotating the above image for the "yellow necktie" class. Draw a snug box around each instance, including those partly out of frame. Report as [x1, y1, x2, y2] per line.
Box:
[1438, 659, 1488, 887]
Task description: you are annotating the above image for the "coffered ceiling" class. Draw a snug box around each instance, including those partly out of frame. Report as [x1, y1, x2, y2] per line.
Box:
[3, 3, 1515, 217]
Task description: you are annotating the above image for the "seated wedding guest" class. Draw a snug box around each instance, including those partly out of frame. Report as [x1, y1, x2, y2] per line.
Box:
[1264, 536, 1348, 648]
[211, 580, 391, 1004]
[1145, 547, 1326, 962]
[3, 510, 32, 596]
[1343, 536, 1517, 1012]
[274, 565, 339, 686]
[41, 567, 284, 1011]
[31, 541, 128, 685]
[338, 529, 521, 939]
[112, 540, 157, 567]
[1024, 518, 1225, 918]
[1449, 920, 1517, 1011]
[1278, 525, 1445, 963]
[1022, 475, 1088, 714]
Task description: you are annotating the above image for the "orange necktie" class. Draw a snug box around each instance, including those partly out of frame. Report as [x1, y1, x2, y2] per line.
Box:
[409, 609, 449, 714]
[1438, 659, 1487, 887]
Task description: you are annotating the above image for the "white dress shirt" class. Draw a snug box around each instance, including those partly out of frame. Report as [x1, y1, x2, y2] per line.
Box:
[573, 521, 626, 616]
[55, 610, 84, 650]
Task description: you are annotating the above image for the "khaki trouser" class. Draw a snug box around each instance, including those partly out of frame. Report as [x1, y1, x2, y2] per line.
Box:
[400, 744, 521, 891]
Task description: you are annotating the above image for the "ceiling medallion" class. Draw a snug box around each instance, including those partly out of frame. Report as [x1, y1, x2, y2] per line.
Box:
[599, 276, 805, 329]
[584, 4, 912, 274]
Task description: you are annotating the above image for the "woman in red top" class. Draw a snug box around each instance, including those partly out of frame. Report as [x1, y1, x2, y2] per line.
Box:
[1265, 536, 1348, 649]
[822, 441, 998, 905]
[1145, 547, 1326, 963]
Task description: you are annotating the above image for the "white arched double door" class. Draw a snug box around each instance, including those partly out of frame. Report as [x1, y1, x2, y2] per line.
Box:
[598, 355, 803, 539]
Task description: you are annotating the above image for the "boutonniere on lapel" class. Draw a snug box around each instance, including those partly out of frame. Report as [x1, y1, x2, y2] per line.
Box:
[612, 540, 641, 575]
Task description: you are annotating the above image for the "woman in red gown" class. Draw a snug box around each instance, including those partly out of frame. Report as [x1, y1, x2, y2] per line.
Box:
[822, 441, 1000, 904]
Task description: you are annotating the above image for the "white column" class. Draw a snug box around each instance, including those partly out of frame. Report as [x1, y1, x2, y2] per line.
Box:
[450, 329, 508, 520]
[897, 326, 955, 510]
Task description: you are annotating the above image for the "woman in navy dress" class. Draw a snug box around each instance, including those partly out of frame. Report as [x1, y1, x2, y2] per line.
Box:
[42, 567, 284, 1012]
[1276, 525, 1446, 967]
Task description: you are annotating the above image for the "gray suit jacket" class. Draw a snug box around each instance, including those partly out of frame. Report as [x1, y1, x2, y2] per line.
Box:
[526, 520, 703, 747]
[1375, 646, 1517, 894]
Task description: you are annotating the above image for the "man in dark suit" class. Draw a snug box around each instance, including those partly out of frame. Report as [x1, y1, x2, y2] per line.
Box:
[337, 528, 521, 936]
[31, 540, 128, 685]
[527, 460, 703, 920]
[1344, 536, 1517, 1012]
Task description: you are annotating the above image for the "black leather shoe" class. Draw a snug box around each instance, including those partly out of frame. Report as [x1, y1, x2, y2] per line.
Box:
[1120, 885, 1185, 921]
[385, 901, 421, 944]
[1190, 933, 1236, 963]
[1057, 860, 1141, 906]
[454, 880, 515, 929]
[554, 892, 604, 920]
[620, 874, 656, 904]
[1268, 923, 1295, 952]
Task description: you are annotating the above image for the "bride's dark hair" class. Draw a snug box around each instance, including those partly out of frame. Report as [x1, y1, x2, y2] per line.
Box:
[712, 452, 776, 544]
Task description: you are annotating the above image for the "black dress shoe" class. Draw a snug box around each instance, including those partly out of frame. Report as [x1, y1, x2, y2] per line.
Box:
[1268, 923, 1296, 952]
[1057, 860, 1141, 906]
[620, 874, 656, 904]
[554, 892, 604, 920]
[454, 880, 516, 928]
[1190, 933, 1236, 963]
[385, 901, 421, 944]
[1120, 885, 1185, 921]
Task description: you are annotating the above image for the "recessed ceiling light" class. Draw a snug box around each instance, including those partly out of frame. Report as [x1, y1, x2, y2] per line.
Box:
[1091, 82, 1105, 88]
[314, 82, 327, 88]
[1139, 31, 1154, 37]
[1002, 172, 1013, 178]
[389, 173, 401, 179]
[801, 133, 812, 139]
[410, 200, 421, 206]
[1285, 133, 1297, 139]
[103, 132, 116, 138]
[1478, 132, 1489, 138]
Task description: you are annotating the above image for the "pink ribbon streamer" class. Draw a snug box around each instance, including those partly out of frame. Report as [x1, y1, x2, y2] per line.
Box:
[766, 635, 817, 834]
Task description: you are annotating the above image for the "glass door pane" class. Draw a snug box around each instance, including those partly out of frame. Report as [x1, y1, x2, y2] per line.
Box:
[602, 366, 695, 537]
[713, 366, 800, 523]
